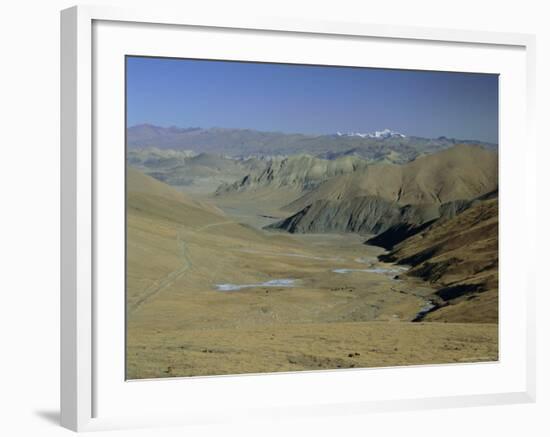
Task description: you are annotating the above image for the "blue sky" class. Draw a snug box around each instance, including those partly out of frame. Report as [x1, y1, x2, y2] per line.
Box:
[126, 56, 499, 143]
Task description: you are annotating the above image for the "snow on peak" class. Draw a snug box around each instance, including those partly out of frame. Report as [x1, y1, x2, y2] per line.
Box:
[336, 129, 406, 139]
[371, 128, 407, 138]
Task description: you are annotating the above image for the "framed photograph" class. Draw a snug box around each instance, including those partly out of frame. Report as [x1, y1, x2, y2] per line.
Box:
[61, 5, 536, 432]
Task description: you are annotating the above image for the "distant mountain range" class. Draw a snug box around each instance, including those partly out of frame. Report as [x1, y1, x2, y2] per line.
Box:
[127, 124, 497, 164]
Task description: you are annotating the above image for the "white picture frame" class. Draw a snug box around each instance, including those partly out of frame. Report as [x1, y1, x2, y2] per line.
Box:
[60, 5, 536, 432]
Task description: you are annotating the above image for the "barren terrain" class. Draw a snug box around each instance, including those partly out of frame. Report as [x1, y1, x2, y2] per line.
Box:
[126, 166, 498, 379]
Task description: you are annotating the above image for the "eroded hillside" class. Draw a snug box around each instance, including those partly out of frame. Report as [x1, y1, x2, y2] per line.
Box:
[378, 196, 498, 323]
[268, 145, 497, 235]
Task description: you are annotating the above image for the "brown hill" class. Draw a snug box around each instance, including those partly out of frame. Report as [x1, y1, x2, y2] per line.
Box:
[126, 167, 252, 309]
[128, 151, 266, 195]
[216, 154, 370, 196]
[127, 166, 223, 214]
[287, 144, 498, 212]
[127, 165, 201, 205]
[266, 197, 441, 235]
[267, 145, 497, 235]
[367, 191, 496, 250]
[380, 196, 498, 323]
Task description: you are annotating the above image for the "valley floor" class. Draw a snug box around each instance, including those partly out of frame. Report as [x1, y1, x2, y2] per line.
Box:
[126, 178, 498, 379]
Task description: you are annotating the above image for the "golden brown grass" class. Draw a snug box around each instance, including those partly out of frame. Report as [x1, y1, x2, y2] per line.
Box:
[127, 322, 498, 379]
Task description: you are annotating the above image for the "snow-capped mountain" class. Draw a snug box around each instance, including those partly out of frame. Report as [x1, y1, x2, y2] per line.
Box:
[127, 125, 497, 164]
[336, 129, 406, 139]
